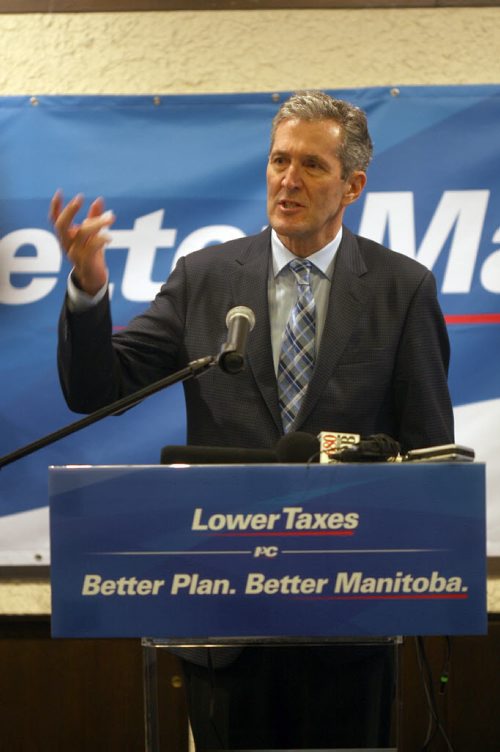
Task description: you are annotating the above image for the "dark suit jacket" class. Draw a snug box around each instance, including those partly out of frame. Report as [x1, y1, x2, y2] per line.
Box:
[58, 226, 454, 452]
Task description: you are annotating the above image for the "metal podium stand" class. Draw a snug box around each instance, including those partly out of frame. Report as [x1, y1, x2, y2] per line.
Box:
[49, 463, 486, 751]
[141, 635, 402, 752]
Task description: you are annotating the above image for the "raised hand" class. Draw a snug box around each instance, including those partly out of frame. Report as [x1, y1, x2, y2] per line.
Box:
[50, 190, 115, 296]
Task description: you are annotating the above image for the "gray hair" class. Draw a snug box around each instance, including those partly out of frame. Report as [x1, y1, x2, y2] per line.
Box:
[270, 90, 373, 178]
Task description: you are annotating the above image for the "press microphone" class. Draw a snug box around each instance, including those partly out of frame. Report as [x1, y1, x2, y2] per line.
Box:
[160, 432, 321, 466]
[160, 432, 473, 468]
[275, 432, 320, 463]
[318, 431, 401, 463]
[160, 445, 275, 465]
[318, 433, 475, 463]
[332, 434, 402, 462]
[219, 306, 256, 375]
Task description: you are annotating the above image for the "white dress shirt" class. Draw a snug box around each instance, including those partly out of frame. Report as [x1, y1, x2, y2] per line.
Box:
[268, 228, 342, 373]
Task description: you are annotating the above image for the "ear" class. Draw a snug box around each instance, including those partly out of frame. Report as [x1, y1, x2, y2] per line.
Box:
[342, 171, 367, 206]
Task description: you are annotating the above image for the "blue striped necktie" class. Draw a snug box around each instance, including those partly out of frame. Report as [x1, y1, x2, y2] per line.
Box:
[278, 259, 316, 433]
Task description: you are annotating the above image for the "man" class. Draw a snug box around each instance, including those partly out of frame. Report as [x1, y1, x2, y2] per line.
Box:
[52, 90, 454, 748]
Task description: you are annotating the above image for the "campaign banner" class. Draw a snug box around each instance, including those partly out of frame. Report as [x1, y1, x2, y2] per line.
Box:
[49, 463, 486, 639]
[1, 87, 500, 564]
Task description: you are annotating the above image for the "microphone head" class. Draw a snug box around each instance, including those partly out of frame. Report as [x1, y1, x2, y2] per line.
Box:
[219, 306, 256, 375]
[275, 432, 320, 463]
[225, 306, 256, 330]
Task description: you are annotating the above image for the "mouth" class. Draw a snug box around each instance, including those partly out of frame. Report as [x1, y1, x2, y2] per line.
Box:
[278, 199, 304, 210]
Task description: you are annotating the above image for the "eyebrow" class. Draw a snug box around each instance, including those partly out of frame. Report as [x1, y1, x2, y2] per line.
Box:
[270, 149, 328, 164]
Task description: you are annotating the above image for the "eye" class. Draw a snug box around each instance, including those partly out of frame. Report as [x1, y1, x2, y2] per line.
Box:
[271, 155, 286, 166]
[305, 159, 322, 170]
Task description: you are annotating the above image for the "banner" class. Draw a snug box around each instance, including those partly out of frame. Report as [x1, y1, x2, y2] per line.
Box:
[1, 87, 499, 564]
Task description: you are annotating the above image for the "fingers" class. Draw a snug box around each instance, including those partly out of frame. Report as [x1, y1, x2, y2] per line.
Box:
[73, 210, 115, 243]
[50, 192, 114, 249]
[88, 196, 105, 219]
[66, 208, 115, 276]
[51, 192, 85, 250]
[78, 212, 115, 264]
[49, 189, 62, 224]
[50, 191, 115, 295]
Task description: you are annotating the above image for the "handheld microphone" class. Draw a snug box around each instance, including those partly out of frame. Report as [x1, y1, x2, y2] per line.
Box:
[218, 306, 256, 375]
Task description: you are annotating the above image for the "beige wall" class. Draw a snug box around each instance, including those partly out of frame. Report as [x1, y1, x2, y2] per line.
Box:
[0, 7, 499, 95]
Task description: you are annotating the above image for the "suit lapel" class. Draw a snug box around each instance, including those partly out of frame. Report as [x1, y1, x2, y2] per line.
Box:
[228, 229, 283, 433]
[293, 228, 370, 430]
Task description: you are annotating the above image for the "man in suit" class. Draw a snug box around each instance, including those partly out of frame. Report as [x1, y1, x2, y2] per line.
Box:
[52, 90, 454, 749]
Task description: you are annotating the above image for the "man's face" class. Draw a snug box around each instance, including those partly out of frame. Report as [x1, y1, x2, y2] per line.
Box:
[266, 118, 366, 257]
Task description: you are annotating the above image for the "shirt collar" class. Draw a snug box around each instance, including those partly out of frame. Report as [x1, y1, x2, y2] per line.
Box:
[271, 227, 343, 281]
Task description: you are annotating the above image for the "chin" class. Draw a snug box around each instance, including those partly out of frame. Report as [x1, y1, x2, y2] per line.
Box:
[271, 218, 304, 237]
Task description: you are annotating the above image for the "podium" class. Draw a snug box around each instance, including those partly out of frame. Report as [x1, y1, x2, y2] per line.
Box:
[49, 462, 486, 751]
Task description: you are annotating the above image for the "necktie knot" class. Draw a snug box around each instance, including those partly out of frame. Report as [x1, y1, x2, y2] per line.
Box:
[289, 259, 313, 287]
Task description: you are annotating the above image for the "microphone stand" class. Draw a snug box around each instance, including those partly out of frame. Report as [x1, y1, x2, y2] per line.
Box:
[0, 355, 217, 470]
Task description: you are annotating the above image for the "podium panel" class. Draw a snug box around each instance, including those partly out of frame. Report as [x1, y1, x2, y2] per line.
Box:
[49, 463, 486, 639]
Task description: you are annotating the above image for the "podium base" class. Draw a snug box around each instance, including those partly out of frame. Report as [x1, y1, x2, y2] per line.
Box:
[143, 638, 401, 752]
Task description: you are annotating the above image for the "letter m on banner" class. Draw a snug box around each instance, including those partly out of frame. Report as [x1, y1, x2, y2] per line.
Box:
[359, 190, 489, 293]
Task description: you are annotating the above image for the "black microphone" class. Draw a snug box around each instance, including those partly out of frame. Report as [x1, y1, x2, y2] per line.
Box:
[275, 432, 320, 463]
[160, 432, 320, 466]
[218, 306, 256, 375]
[331, 434, 401, 462]
[160, 445, 275, 465]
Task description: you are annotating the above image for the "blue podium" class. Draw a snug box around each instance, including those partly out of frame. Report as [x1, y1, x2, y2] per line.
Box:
[49, 462, 487, 751]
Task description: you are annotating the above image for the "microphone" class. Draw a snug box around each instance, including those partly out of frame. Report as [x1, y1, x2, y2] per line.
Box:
[319, 432, 401, 463]
[160, 432, 320, 466]
[275, 432, 320, 463]
[332, 434, 402, 462]
[218, 306, 256, 375]
[318, 431, 361, 462]
[160, 445, 275, 465]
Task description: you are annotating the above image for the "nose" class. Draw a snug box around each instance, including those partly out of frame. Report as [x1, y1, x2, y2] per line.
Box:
[281, 163, 302, 191]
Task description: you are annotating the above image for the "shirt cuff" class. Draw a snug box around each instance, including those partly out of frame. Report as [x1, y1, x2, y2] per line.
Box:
[67, 270, 108, 312]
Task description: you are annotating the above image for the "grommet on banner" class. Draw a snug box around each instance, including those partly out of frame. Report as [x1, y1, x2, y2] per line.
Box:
[30, 96, 39, 106]
[153, 96, 161, 106]
[272, 93, 280, 102]
[390, 88, 400, 97]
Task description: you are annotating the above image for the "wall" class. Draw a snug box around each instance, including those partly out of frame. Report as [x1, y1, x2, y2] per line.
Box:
[1, 7, 500, 95]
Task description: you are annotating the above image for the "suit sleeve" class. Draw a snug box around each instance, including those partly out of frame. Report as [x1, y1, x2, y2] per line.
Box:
[393, 269, 454, 451]
[57, 258, 188, 414]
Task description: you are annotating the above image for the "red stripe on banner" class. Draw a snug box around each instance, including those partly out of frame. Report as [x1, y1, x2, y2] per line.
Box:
[215, 530, 354, 537]
[301, 593, 468, 601]
[445, 313, 500, 324]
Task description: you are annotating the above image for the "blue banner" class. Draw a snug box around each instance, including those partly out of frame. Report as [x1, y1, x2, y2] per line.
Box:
[49, 463, 487, 638]
[1, 87, 499, 563]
